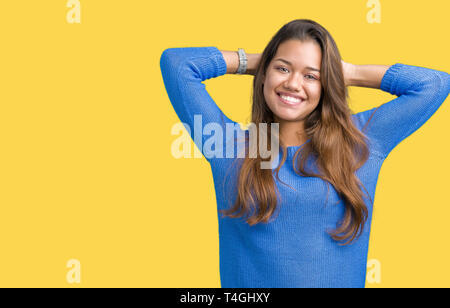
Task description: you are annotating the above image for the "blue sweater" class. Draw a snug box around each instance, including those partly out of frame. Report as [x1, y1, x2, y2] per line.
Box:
[160, 46, 450, 288]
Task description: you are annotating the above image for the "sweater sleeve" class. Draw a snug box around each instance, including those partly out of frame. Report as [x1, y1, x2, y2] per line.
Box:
[353, 63, 450, 159]
[160, 46, 238, 163]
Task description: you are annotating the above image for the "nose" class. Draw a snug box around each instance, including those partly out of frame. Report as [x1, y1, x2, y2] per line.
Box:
[284, 72, 304, 92]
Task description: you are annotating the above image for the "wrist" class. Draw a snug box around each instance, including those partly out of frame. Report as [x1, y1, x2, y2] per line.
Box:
[236, 48, 247, 74]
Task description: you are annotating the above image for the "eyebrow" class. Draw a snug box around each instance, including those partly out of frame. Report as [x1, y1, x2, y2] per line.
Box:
[274, 58, 320, 72]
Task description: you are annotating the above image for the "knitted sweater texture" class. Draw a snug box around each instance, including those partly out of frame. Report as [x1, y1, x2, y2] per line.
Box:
[160, 46, 450, 288]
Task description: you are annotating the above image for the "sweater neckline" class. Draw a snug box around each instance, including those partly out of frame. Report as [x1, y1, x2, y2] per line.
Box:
[284, 139, 311, 158]
[269, 140, 311, 169]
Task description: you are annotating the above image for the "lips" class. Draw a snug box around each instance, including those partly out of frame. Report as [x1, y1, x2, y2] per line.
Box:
[277, 92, 305, 106]
[277, 92, 306, 100]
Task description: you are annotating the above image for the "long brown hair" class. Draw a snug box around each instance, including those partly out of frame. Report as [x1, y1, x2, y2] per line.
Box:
[219, 19, 377, 245]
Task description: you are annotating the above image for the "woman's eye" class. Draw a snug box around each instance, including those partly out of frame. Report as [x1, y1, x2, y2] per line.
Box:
[276, 67, 289, 73]
[275, 67, 319, 80]
[306, 74, 318, 80]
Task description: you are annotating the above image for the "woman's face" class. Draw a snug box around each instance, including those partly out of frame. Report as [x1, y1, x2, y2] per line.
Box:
[263, 39, 322, 123]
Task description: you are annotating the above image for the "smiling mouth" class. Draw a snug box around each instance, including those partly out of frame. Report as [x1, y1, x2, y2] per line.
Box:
[277, 93, 305, 106]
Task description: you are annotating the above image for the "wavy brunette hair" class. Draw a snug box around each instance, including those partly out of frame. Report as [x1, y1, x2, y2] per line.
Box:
[219, 19, 377, 245]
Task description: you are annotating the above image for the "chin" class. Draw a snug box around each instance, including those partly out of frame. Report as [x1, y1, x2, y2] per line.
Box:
[271, 109, 304, 122]
[266, 101, 309, 123]
[273, 114, 301, 123]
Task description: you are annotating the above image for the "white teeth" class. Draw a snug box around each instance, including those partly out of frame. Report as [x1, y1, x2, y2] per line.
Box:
[280, 95, 301, 103]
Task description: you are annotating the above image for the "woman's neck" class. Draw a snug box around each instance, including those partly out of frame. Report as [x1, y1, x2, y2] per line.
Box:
[278, 120, 308, 147]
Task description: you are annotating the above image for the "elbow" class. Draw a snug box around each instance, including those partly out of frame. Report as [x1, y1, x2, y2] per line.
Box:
[435, 70, 450, 100]
[160, 48, 175, 71]
[422, 69, 450, 100]
[160, 48, 182, 83]
[160, 48, 186, 72]
[160, 48, 175, 64]
[441, 71, 450, 96]
[160, 48, 193, 83]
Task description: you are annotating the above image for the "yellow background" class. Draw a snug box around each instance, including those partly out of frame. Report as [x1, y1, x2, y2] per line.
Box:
[0, 0, 449, 288]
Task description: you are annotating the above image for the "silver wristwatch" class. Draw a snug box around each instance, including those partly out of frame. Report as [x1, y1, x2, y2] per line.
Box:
[236, 48, 247, 74]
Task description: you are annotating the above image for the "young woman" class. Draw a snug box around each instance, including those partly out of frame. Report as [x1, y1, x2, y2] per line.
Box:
[160, 19, 450, 288]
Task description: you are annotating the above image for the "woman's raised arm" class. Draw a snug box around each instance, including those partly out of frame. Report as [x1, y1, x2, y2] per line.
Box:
[351, 63, 450, 159]
[220, 50, 262, 75]
[160, 47, 240, 163]
[342, 61, 391, 89]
